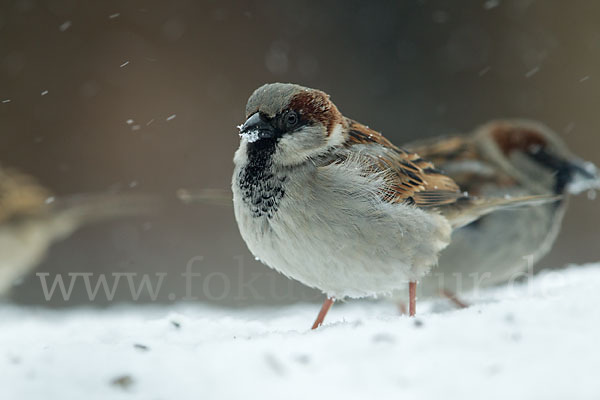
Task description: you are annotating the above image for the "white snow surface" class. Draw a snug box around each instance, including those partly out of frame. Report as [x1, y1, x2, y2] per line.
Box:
[3, 263, 600, 400]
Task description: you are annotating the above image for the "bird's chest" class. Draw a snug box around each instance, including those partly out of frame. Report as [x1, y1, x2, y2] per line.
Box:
[235, 162, 287, 219]
[233, 141, 290, 220]
[232, 153, 317, 263]
[232, 160, 295, 268]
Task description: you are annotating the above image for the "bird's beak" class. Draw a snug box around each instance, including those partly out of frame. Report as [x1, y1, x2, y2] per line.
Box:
[238, 113, 275, 143]
[529, 148, 600, 194]
[566, 159, 600, 194]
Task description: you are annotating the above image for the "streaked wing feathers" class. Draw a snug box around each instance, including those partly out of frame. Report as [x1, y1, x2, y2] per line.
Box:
[343, 119, 462, 207]
[404, 134, 478, 165]
[405, 134, 518, 196]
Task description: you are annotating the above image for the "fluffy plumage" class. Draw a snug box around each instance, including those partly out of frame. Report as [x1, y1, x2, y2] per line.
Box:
[232, 84, 558, 305]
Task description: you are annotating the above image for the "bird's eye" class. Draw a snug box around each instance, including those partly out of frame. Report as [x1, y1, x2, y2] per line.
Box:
[284, 111, 299, 130]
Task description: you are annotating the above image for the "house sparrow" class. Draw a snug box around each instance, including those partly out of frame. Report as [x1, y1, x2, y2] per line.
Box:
[399, 119, 599, 304]
[231, 83, 558, 328]
[0, 165, 159, 296]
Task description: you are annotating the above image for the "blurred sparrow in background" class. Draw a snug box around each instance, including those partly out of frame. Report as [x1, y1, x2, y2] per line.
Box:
[0, 165, 159, 297]
[398, 119, 599, 307]
[230, 83, 558, 328]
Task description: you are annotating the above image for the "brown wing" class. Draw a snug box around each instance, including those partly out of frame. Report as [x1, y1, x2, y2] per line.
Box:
[404, 135, 479, 166]
[0, 167, 51, 222]
[405, 132, 518, 196]
[343, 119, 462, 207]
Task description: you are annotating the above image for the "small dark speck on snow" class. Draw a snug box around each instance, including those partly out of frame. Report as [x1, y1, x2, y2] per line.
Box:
[293, 354, 311, 364]
[133, 343, 150, 351]
[8, 355, 21, 365]
[111, 374, 135, 390]
[264, 353, 286, 376]
[372, 333, 396, 343]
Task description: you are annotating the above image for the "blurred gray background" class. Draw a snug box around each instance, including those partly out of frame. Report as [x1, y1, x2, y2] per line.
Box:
[1, 0, 598, 306]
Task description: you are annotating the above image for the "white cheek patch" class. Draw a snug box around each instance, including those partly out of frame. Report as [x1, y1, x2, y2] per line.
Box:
[327, 123, 345, 147]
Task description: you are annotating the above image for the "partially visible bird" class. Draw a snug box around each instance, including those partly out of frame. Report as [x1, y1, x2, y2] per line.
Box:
[0, 165, 159, 296]
[230, 83, 558, 328]
[399, 119, 599, 305]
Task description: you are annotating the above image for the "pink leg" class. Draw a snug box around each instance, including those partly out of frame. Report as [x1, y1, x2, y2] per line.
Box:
[311, 297, 335, 330]
[409, 281, 417, 317]
[440, 289, 469, 309]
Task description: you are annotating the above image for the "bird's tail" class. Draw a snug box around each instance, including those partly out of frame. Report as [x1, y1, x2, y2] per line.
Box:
[443, 194, 562, 230]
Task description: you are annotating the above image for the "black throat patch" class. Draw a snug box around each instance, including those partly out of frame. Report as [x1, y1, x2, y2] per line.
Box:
[238, 139, 286, 218]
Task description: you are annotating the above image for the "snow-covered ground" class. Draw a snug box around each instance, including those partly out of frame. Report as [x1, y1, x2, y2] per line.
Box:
[3, 263, 600, 400]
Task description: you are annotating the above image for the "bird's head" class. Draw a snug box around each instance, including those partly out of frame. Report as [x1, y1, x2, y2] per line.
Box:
[237, 83, 345, 166]
[478, 119, 600, 195]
